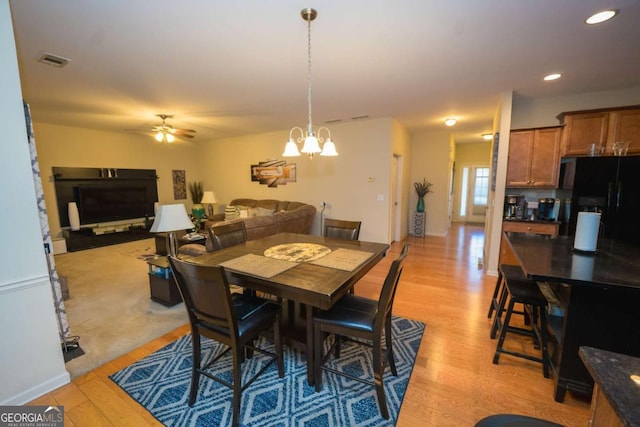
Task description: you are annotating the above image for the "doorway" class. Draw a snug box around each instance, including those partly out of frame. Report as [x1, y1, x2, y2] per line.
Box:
[458, 164, 489, 223]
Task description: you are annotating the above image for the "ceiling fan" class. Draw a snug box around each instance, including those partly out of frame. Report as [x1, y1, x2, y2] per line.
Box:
[152, 114, 196, 142]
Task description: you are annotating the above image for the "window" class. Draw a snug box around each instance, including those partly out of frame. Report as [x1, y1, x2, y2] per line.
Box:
[473, 167, 489, 206]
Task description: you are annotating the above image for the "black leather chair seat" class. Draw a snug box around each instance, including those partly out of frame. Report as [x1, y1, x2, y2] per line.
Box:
[313, 294, 377, 333]
[201, 295, 281, 337]
[475, 414, 563, 426]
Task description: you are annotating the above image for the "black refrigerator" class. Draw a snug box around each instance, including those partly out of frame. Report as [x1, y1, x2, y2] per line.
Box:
[568, 155, 640, 246]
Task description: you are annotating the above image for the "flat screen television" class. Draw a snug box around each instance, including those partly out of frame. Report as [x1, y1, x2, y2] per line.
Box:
[77, 183, 153, 224]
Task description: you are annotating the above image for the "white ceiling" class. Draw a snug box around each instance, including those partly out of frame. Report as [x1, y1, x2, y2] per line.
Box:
[9, 0, 640, 144]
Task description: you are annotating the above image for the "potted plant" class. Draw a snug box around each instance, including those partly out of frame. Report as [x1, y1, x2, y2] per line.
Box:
[414, 178, 433, 213]
[188, 181, 205, 219]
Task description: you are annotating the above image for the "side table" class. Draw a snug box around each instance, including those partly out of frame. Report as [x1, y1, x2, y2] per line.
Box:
[410, 211, 425, 237]
[146, 256, 183, 306]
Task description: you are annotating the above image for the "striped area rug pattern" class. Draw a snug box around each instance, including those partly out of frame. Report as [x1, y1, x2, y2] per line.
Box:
[110, 316, 425, 426]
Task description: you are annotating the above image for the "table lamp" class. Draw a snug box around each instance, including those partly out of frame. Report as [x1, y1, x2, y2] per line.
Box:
[200, 191, 218, 218]
[150, 204, 194, 257]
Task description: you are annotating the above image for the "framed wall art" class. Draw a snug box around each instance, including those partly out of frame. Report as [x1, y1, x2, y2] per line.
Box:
[172, 170, 187, 199]
[250, 160, 296, 188]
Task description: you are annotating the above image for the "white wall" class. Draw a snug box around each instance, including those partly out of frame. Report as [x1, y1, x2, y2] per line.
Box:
[410, 130, 453, 236]
[0, 1, 70, 404]
[512, 86, 640, 129]
[485, 92, 513, 276]
[196, 117, 404, 243]
[391, 119, 412, 241]
[33, 123, 203, 238]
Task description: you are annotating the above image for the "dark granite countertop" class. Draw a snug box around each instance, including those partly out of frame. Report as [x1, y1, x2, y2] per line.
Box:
[503, 218, 561, 224]
[505, 233, 640, 290]
[579, 346, 640, 426]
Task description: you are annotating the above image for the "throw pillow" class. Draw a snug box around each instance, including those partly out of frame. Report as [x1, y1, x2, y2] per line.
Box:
[249, 207, 275, 217]
[224, 205, 239, 221]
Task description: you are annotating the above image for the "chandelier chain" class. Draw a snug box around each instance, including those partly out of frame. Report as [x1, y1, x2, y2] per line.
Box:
[307, 14, 313, 133]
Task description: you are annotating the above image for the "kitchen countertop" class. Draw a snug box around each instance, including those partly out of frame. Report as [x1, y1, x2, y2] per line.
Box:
[505, 232, 640, 290]
[579, 346, 640, 426]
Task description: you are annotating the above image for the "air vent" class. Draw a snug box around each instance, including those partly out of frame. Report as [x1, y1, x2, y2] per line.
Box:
[351, 115, 370, 120]
[38, 53, 71, 68]
[325, 118, 343, 124]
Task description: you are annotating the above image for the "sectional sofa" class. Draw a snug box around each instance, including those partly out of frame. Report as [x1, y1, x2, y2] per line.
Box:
[179, 198, 316, 256]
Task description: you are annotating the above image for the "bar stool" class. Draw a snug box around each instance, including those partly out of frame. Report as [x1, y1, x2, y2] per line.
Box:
[489, 264, 528, 338]
[487, 265, 504, 319]
[492, 268, 550, 378]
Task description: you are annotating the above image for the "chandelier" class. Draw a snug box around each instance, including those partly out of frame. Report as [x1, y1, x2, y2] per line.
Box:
[282, 8, 338, 159]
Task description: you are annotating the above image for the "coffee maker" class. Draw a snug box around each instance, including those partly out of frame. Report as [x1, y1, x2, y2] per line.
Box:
[504, 194, 525, 219]
[537, 198, 556, 221]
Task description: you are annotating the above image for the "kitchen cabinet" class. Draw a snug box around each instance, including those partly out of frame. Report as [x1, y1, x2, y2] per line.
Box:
[608, 108, 640, 154]
[506, 127, 562, 188]
[560, 106, 640, 156]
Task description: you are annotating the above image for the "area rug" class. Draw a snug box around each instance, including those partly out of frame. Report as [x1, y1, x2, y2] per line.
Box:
[110, 316, 425, 426]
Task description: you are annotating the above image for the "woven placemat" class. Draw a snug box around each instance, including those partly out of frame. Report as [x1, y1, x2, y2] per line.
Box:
[309, 248, 374, 271]
[220, 254, 298, 279]
[264, 243, 331, 262]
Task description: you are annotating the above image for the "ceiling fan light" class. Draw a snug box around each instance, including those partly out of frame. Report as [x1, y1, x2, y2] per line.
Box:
[166, 133, 175, 143]
[320, 139, 338, 156]
[301, 135, 321, 154]
[283, 139, 301, 157]
[155, 132, 164, 142]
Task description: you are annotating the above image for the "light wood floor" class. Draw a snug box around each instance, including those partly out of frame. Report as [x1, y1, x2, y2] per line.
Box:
[29, 224, 590, 426]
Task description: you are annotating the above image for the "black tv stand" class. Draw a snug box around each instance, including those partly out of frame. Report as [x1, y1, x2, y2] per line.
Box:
[63, 226, 153, 252]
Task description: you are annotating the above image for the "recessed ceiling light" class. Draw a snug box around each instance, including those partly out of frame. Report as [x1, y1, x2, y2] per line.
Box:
[444, 118, 456, 127]
[544, 73, 562, 81]
[482, 133, 493, 140]
[586, 10, 617, 25]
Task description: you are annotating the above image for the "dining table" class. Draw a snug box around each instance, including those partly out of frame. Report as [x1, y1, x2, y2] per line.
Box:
[505, 232, 640, 402]
[184, 232, 390, 385]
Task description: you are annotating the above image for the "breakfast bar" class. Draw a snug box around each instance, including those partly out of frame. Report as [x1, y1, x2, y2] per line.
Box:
[505, 232, 640, 402]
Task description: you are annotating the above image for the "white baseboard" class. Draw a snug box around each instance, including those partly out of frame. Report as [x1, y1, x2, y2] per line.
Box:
[1, 371, 70, 405]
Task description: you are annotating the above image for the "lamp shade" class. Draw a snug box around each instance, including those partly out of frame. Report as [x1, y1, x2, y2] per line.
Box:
[301, 135, 321, 154]
[320, 139, 338, 156]
[283, 139, 301, 157]
[200, 191, 217, 204]
[150, 204, 194, 232]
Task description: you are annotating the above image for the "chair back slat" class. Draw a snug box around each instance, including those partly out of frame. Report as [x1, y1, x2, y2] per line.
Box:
[209, 221, 248, 250]
[324, 219, 361, 241]
[375, 244, 410, 328]
[169, 257, 237, 334]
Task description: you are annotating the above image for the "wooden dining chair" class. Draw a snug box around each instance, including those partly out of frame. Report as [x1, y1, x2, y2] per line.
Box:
[209, 221, 248, 250]
[312, 243, 410, 419]
[323, 218, 361, 241]
[324, 218, 362, 294]
[168, 256, 284, 427]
